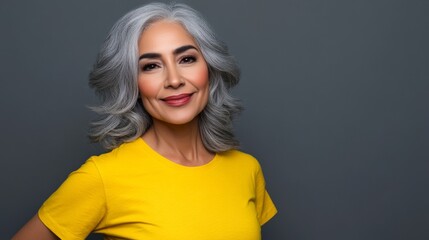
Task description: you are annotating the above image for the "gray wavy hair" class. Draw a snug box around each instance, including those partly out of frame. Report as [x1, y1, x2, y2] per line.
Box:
[89, 2, 241, 152]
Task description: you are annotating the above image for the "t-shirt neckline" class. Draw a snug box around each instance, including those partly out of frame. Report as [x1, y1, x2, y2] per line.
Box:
[136, 137, 220, 170]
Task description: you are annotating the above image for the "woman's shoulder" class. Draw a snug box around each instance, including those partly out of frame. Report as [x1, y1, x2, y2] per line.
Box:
[218, 149, 262, 170]
[87, 138, 146, 167]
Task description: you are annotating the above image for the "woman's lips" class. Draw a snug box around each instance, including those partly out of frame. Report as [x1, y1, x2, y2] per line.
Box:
[162, 93, 193, 107]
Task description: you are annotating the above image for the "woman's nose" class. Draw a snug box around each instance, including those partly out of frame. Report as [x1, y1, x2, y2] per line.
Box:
[164, 65, 184, 89]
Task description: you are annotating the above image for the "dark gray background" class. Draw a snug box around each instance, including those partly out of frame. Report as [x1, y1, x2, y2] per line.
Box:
[1, 0, 428, 239]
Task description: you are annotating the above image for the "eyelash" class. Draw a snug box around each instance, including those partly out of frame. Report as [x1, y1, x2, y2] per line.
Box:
[142, 63, 159, 71]
[180, 55, 197, 64]
[141, 55, 197, 72]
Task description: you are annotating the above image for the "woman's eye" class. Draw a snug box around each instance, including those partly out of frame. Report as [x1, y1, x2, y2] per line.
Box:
[180, 56, 196, 64]
[142, 63, 159, 71]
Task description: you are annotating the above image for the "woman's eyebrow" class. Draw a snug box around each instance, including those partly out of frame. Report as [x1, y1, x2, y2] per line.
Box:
[173, 45, 198, 55]
[139, 53, 161, 60]
[139, 45, 198, 61]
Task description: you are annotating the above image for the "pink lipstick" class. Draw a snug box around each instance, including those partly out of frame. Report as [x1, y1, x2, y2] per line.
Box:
[162, 93, 193, 107]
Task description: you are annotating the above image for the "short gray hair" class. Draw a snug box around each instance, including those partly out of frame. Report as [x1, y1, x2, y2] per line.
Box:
[89, 2, 242, 152]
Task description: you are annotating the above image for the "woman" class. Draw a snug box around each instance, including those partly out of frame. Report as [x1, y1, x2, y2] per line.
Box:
[13, 2, 277, 239]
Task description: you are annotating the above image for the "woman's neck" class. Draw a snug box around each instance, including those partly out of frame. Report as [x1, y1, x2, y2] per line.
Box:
[142, 118, 214, 166]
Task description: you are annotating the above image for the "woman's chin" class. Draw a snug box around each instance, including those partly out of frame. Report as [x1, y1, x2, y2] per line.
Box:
[153, 114, 200, 127]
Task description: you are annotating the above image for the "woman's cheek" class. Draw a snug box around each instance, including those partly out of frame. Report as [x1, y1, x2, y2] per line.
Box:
[190, 63, 209, 88]
[138, 77, 159, 99]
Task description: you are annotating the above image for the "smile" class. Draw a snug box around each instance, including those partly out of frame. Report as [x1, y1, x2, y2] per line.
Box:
[161, 93, 193, 107]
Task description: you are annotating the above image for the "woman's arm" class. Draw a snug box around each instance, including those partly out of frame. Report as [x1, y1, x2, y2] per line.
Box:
[12, 214, 59, 240]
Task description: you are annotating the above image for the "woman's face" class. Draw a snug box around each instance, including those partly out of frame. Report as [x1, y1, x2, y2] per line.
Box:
[138, 20, 209, 126]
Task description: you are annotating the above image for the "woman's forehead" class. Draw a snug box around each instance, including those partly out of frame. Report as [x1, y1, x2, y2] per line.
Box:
[139, 20, 198, 54]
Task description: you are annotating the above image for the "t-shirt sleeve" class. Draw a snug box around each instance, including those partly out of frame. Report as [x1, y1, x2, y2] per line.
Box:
[38, 157, 106, 239]
[254, 161, 277, 226]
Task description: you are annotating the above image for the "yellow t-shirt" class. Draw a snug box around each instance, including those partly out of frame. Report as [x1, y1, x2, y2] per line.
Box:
[39, 138, 277, 239]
